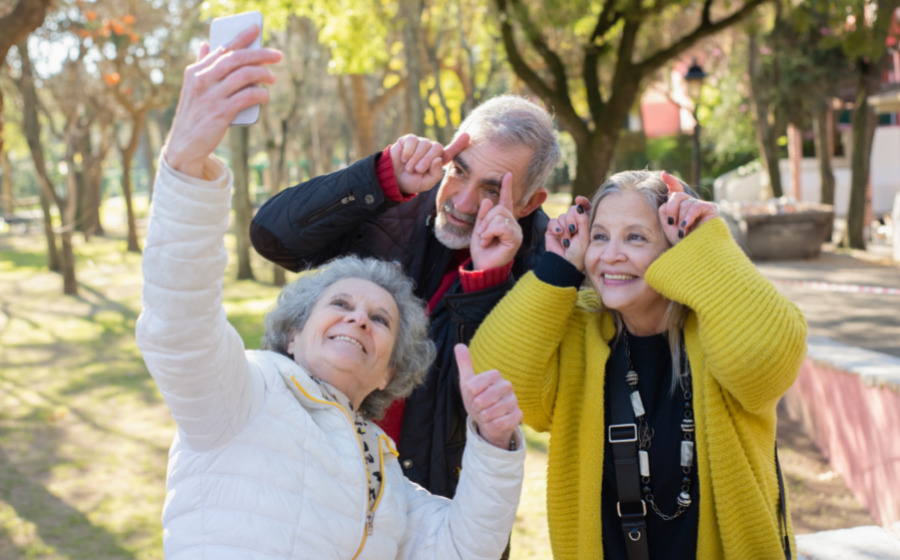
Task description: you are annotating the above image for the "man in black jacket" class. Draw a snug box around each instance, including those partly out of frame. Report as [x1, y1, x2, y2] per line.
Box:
[250, 95, 559, 501]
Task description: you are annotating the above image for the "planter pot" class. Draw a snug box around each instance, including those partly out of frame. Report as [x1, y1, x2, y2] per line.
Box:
[720, 203, 834, 261]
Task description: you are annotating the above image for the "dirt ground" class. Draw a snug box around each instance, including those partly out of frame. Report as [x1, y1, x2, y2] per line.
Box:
[776, 401, 877, 533]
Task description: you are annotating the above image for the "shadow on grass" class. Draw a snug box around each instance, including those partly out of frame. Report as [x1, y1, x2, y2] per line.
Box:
[0, 450, 136, 560]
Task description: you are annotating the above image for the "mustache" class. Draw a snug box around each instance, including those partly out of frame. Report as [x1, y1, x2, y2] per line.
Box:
[440, 202, 476, 225]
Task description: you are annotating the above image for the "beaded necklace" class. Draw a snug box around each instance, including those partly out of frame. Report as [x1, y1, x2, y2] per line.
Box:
[621, 331, 695, 520]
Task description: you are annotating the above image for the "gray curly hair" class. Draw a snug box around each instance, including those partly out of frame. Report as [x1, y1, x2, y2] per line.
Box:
[262, 256, 436, 420]
[454, 94, 560, 198]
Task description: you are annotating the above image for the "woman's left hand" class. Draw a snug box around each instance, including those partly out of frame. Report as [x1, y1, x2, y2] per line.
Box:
[658, 171, 719, 246]
[455, 344, 523, 450]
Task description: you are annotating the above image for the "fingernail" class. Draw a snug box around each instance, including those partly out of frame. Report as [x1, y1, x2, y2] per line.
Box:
[556, 227, 562, 233]
[667, 217, 674, 225]
[568, 224, 576, 234]
[678, 229, 684, 239]
[681, 220, 687, 228]
[576, 205, 584, 214]
[563, 238, 570, 248]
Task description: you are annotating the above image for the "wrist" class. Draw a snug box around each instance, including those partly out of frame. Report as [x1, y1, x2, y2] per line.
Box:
[162, 145, 204, 179]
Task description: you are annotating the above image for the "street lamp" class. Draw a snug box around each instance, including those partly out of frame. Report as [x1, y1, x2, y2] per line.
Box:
[684, 58, 707, 189]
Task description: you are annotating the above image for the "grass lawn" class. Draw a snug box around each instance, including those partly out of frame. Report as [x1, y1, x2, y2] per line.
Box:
[0, 215, 554, 559]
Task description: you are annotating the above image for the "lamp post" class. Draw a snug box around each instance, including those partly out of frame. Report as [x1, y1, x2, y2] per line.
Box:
[684, 58, 707, 189]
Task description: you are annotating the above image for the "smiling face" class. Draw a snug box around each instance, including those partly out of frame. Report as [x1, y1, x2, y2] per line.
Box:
[287, 278, 399, 409]
[583, 191, 672, 335]
[433, 139, 539, 249]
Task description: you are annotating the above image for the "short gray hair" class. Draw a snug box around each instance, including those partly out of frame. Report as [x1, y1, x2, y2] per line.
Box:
[262, 256, 436, 420]
[454, 94, 559, 199]
[587, 169, 697, 394]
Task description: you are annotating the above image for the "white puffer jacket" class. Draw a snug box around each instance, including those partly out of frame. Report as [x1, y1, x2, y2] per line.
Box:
[136, 156, 525, 560]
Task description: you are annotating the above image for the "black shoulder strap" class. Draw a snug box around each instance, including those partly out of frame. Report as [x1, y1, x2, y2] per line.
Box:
[609, 347, 650, 560]
[775, 443, 792, 560]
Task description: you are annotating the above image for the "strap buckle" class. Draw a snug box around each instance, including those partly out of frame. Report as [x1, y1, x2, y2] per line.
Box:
[608, 423, 638, 443]
[616, 499, 647, 518]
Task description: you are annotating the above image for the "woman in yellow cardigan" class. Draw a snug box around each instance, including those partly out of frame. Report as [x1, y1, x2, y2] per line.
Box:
[469, 170, 806, 559]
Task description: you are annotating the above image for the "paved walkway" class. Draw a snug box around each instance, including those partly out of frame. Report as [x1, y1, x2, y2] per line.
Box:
[755, 243, 900, 560]
[755, 243, 900, 359]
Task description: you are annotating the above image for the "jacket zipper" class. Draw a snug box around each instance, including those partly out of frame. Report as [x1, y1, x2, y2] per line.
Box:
[304, 193, 358, 225]
[289, 377, 382, 559]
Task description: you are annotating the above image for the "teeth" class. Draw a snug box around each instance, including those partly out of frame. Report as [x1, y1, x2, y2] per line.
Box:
[604, 273, 635, 281]
[333, 335, 364, 352]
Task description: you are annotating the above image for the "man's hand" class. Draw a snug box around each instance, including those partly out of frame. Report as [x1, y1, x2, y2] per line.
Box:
[658, 171, 719, 246]
[470, 172, 523, 271]
[455, 344, 522, 450]
[545, 195, 592, 271]
[163, 25, 282, 178]
[390, 133, 470, 195]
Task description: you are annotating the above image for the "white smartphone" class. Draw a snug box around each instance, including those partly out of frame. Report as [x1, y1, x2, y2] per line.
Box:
[209, 11, 264, 126]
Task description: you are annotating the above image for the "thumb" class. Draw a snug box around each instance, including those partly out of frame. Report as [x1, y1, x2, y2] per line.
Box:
[455, 343, 475, 385]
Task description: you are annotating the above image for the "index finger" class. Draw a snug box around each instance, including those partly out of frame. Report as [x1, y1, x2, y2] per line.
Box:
[498, 171, 515, 212]
[454, 343, 475, 384]
[224, 24, 261, 51]
[442, 132, 470, 164]
[662, 171, 684, 194]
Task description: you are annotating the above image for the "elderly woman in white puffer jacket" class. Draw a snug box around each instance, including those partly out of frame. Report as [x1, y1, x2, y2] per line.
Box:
[136, 25, 525, 560]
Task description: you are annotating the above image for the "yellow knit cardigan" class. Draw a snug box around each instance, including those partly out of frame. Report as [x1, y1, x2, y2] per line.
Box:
[470, 218, 807, 559]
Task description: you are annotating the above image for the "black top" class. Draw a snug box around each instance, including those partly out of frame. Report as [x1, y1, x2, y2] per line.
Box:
[602, 330, 699, 559]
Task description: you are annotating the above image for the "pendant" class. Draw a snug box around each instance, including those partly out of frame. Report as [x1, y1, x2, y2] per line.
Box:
[630, 390, 645, 418]
[639, 450, 650, 478]
[680, 440, 694, 468]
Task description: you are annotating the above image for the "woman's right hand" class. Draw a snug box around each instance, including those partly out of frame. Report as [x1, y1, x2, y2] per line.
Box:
[455, 344, 522, 451]
[544, 195, 592, 271]
[162, 25, 282, 178]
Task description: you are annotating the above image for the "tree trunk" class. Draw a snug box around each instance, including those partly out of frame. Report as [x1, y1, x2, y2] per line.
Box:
[841, 62, 879, 250]
[38, 185, 60, 272]
[60, 167, 79, 295]
[401, 0, 426, 136]
[813, 109, 835, 206]
[350, 74, 377, 157]
[812, 108, 835, 242]
[0, 0, 54, 157]
[0, 149, 12, 216]
[230, 126, 256, 281]
[747, 32, 784, 199]
[119, 110, 146, 253]
[17, 40, 65, 276]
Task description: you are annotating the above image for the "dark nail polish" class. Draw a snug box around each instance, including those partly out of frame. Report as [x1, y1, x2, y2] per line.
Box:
[563, 238, 570, 248]
[576, 205, 585, 214]
[568, 224, 576, 234]
[681, 220, 687, 228]
[678, 229, 684, 239]
[667, 217, 674, 225]
[556, 227, 562, 233]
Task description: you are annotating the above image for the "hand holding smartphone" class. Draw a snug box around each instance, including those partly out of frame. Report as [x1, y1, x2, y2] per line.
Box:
[209, 11, 264, 126]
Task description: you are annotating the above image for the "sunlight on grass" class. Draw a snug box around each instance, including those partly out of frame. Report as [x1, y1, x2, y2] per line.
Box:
[0, 223, 553, 558]
[512, 426, 552, 559]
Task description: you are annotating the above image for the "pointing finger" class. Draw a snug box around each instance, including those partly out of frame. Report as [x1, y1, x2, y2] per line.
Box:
[499, 172, 515, 212]
[662, 171, 684, 194]
[442, 132, 470, 164]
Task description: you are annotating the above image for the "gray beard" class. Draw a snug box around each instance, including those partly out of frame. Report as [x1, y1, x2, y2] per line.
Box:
[433, 211, 472, 250]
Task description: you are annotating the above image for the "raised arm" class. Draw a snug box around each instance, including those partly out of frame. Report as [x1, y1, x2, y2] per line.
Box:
[136, 27, 283, 449]
[250, 134, 469, 272]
